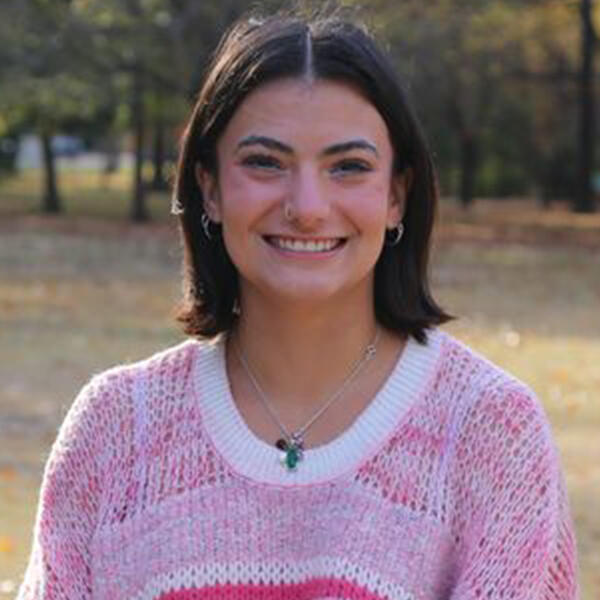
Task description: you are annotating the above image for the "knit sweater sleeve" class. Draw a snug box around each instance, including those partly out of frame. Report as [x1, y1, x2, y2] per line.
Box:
[17, 370, 132, 600]
[447, 382, 579, 599]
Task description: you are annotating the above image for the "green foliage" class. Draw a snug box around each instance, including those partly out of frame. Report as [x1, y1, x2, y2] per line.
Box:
[357, 0, 584, 202]
[0, 0, 593, 207]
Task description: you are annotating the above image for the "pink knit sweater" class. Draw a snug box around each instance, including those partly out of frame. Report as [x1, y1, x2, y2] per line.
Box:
[18, 329, 578, 599]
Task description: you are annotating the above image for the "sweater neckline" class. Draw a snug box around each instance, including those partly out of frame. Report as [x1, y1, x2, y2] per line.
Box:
[194, 329, 443, 486]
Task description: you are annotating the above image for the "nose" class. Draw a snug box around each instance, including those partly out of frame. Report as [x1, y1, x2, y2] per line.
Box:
[284, 165, 330, 229]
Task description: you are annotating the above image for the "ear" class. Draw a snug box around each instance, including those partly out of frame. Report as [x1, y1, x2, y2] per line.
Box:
[386, 168, 413, 229]
[194, 163, 222, 223]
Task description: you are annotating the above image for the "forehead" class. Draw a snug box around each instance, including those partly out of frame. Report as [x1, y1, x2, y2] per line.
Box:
[218, 77, 392, 153]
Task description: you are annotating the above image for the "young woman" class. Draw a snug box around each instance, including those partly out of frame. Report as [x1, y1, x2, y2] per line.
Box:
[19, 9, 578, 600]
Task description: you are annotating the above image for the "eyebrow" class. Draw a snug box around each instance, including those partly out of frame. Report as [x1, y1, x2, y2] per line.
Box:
[322, 140, 379, 158]
[237, 135, 292, 154]
[236, 135, 379, 158]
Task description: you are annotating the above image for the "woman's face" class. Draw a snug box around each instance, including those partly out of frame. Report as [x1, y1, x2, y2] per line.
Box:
[196, 77, 407, 310]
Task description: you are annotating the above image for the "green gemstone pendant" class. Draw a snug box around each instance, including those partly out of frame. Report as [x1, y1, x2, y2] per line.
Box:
[277, 436, 304, 471]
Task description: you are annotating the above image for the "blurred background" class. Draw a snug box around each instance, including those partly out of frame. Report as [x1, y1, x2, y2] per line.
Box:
[0, 0, 598, 598]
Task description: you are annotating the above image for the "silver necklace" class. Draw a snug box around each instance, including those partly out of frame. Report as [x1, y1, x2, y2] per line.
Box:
[233, 328, 380, 472]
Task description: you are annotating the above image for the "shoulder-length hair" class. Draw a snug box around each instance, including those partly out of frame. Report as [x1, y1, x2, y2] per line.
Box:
[173, 8, 452, 344]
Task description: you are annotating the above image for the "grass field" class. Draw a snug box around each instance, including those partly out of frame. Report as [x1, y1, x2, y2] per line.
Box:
[1, 170, 599, 598]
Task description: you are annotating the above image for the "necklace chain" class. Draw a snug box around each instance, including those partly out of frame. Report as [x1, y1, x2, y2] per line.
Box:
[232, 328, 380, 470]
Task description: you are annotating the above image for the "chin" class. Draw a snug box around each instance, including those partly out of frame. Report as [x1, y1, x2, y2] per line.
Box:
[253, 272, 371, 307]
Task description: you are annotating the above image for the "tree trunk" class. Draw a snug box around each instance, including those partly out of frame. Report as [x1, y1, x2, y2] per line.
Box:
[447, 92, 478, 209]
[459, 131, 477, 208]
[41, 133, 61, 214]
[151, 113, 168, 190]
[575, 0, 596, 213]
[103, 134, 120, 174]
[131, 62, 148, 222]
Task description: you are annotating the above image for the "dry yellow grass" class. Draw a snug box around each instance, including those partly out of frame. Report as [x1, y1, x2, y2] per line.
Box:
[0, 180, 598, 597]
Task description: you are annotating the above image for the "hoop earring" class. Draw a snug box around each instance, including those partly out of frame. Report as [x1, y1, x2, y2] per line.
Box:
[385, 223, 404, 246]
[201, 213, 213, 240]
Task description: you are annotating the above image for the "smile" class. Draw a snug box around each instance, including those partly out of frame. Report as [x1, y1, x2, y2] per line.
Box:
[264, 236, 346, 253]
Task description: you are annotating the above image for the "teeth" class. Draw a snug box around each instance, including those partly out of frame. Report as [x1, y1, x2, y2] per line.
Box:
[270, 237, 341, 252]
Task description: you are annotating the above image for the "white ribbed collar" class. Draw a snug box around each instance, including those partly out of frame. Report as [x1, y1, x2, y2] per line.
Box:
[193, 329, 443, 486]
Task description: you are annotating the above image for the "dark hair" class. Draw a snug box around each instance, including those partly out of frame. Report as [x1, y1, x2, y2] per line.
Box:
[173, 7, 452, 344]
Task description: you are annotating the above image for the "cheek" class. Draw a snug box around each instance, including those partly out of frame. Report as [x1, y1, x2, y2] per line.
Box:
[343, 180, 393, 230]
[218, 167, 284, 227]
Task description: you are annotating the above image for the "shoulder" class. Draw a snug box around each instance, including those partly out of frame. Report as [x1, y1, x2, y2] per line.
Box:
[426, 329, 555, 453]
[109, 336, 204, 381]
[432, 329, 539, 405]
[87, 337, 207, 399]
[61, 338, 210, 442]
[430, 329, 558, 468]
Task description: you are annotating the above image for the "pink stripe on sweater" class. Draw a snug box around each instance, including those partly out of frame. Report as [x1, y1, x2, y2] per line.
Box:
[158, 578, 387, 600]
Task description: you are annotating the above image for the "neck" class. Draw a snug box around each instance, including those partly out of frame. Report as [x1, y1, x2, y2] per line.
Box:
[229, 295, 381, 413]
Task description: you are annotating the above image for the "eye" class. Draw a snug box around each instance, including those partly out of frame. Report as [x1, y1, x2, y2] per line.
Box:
[330, 159, 373, 176]
[241, 154, 284, 171]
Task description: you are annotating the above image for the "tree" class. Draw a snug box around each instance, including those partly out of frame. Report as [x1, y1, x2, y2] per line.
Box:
[365, 1, 526, 206]
[0, 0, 68, 213]
[356, 0, 594, 211]
[0, 0, 117, 214]
[57, 0, 267, 221]
[576, 0, 596, 213]
[0, 0, 288, 220]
